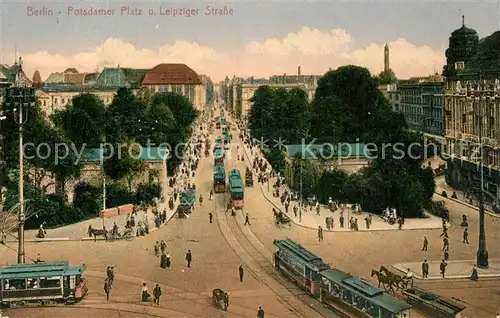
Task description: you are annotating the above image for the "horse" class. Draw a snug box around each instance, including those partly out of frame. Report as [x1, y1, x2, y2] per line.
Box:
[88, 226, 108, 242]
[371, 270, 395, 294]
[379, 266, 410, 290]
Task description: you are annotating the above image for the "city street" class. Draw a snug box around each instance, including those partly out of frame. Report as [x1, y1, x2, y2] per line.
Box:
[1, 112, 499, 317]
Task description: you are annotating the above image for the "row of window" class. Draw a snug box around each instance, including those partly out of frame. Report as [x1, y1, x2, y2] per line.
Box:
[2, 277, 61, 290]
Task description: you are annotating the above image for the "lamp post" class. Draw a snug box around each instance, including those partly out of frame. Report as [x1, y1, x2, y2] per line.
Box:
[6, 86, 35, 264]
[474, 73, 488, 268]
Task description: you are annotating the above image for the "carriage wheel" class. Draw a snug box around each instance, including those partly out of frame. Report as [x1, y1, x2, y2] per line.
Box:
[212, 295, 217, 306]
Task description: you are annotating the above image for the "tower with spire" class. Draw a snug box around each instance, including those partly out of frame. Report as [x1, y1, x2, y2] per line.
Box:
[384, 43, 390, 72]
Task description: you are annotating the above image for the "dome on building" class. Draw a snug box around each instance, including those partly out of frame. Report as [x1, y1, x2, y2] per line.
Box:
[32, 70, 42, 85]
[443, 16, 479, 78]
[64, 68, 78, 74]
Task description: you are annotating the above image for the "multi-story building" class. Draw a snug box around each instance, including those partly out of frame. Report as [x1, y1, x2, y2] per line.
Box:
[0, 57, 32, 103]
[269, 66, 320, 101]
[37, 67, 143, 115]
[396, 78, 445, 138]
[142, 63, 206, 110]
[442, 19, 500, 200]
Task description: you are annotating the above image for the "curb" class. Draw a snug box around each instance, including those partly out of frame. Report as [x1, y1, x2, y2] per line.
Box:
[434, 190, 500, 219]
[391, 263, 500, 280]
[237, 132, 441, 232]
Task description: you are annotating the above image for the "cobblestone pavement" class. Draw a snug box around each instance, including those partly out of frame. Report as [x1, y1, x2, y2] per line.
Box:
[233, 119, 500, 318]
[0, 119, 312, 318]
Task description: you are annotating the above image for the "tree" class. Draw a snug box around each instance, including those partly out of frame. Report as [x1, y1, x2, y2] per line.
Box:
[375, 69, 398, 85]
[292, 158, 321, 199]
[103, 142, 144, 191]
[52, 93, 107, 148]
[152, 92, 197, 130]
[73, 182, 102, 217]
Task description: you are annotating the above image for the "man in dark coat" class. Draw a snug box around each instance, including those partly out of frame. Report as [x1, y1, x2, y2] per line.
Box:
[186, 250, 192, 268]
[209, 212, 213, 223]
[257, 306, 265, 318]
[239, 265, 244, 282]
[422, 260, 429, 278]
[153, 284, 162, 305]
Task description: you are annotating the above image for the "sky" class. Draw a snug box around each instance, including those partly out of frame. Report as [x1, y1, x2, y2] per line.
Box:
[0, 0, 499, 82]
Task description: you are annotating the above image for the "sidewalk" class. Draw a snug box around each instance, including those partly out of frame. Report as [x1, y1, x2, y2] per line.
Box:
[392, 259, 500, 279]
[9, 118, 209, 242]
[434, 176, 500, 219]
[237, 125, 442, 232]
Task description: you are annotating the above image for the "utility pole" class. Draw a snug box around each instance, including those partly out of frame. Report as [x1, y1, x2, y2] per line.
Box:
[299, 161, 303, 223]
[17, 98, 25, 264]
[476, 76, 488, 268]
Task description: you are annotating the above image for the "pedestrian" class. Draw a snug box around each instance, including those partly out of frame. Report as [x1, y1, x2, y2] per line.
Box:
[186, 250, 192, 268]
[239, 265, 244, 282]
[422, 236, 428, 251]
[339, 213, 344, 228]
[108, 267, 114, 286]
[318, 226, 323, 242]
[316, 205, 320, 216]
[160, 240, 166, 254]
[442, 237, 449, 251]
[293, 205, 298, 217]
[103, 279, 111, 300]
[422, 260, 429, 278]
[160, 252, 167, 268]
[154, 241, 159, 257]
[209, 212, 213, 223]
[141, 283, 150, 301]
[257, 306, 265, 318]
[463, 228, 469, 244]
[444, 245, 449, 261]
[153, 284, 162, 305]
[471, 265, 478, 281]
[244, 213, 250, 225]
[166, 252, 171, 268]
[210, 190, 213, 200]
[440, 259, 447, 278]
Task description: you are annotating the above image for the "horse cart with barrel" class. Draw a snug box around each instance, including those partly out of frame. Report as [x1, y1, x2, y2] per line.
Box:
[273, 209, 291, 228]
[245, 167, 253, 186]
[212, 288, 228, 311]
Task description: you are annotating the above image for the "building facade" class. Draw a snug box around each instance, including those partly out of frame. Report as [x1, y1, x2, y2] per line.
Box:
[142, 63, 206, 110]
[443, 20, 500, 201]
[0, 58, 32, 103]
[397, 80, 445, 137]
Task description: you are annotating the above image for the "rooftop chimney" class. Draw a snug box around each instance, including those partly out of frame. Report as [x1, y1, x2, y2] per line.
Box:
[283, 73, 286, 84]
[298, 66, 301, 76]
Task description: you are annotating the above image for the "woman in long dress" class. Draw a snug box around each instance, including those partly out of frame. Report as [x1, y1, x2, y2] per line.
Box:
[166, 252, 171, 268]
[160, 253, 167, 268]
[141, 283, 149, 301]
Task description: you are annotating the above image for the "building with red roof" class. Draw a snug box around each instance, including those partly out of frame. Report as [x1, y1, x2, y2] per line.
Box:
[142, 63, 205, 109]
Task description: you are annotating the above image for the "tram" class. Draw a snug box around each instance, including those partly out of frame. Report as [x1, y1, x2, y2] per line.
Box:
[0, 261, 88, 307]
[273, 239, 412, 318]
[228, 169, 244, 208]
[214, 137, 223, 151]
[213, 166, 226, 193]
[214, 149, 225, 166]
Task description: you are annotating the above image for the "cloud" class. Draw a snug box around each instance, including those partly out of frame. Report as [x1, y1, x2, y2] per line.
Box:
[18, 38, 223, 79]
[17, 27, 445, 82]
[243, 27, 445, 80]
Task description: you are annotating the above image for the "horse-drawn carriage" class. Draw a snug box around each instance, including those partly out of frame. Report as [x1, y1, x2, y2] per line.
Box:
[87, 225, 134, 241]
[371, 265, 413, 295]
[273, 209, 291, 228]
[212, 288, 228, 311]
[245, 167, 253, 186]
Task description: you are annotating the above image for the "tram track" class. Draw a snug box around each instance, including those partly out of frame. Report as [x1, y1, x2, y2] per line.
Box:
[215, 196, 320, 317]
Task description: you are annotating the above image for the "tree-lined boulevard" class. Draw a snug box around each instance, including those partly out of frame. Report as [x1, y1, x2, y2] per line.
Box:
[0, 65, 499, 317]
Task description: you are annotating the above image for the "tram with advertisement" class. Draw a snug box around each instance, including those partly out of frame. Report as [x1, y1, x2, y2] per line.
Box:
[0, 261, 88, 307]
[228, 169, 244, 208]
[213, 165, 226, 193]
[214, 149, 225, 166]
[273, 239, 412, 318]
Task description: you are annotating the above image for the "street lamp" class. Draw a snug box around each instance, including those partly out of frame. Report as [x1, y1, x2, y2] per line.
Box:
[473, 72, 488, 268]
[5, 86, 35, 264]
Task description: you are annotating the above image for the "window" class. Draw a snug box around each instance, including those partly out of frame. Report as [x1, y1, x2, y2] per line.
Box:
[3, 279, 26, 290]
[455, 61, 465, 70]
[39, 276, 61, 289]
